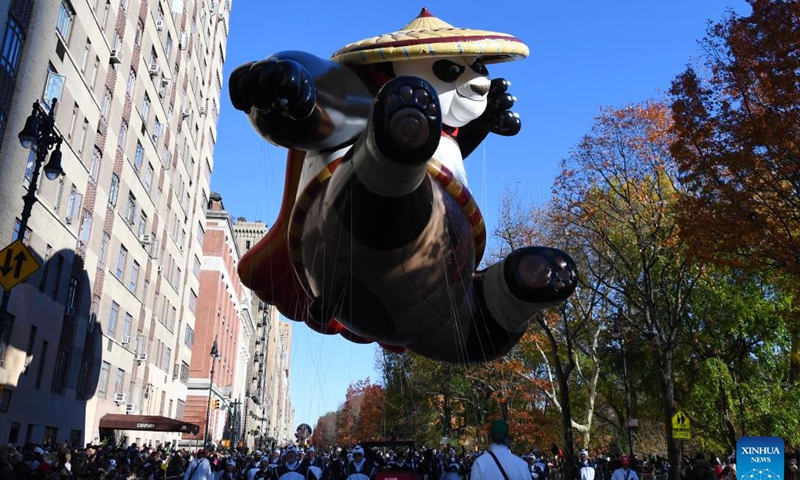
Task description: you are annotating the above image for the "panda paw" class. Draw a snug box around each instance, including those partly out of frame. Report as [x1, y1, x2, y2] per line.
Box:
[373, 76, 442, 164]
[503, 246, 578, 304]
[229, 58, 316, 120]
[479, 78, 521, 136]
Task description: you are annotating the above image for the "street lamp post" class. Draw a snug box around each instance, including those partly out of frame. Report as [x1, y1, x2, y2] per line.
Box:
[204, 336, 220, 447]
[0, 99, 64, 354]
[613, 314, 635, 458]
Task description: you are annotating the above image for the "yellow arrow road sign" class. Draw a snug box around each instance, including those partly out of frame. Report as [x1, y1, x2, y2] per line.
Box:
[0, 240, 40, 291]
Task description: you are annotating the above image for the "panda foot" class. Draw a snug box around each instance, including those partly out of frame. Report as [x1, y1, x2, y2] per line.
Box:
[504, 246, 578, 304]
[374, 76, 442, 164]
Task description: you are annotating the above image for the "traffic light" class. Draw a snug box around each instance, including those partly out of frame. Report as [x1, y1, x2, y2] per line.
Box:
[212, 399, 220, 409]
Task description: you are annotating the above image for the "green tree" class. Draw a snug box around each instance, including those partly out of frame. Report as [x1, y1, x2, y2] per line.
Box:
[670, 0, 800, 380]
[554, 100, 700, 480]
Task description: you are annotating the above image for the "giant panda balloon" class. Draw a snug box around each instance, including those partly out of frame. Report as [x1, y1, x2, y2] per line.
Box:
[229, 8, 577, 363]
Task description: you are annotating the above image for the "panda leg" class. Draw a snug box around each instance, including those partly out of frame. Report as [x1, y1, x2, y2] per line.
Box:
[352, 76, 442, 197]
[406, 246, 578, 363]
[479, 246, 578, 334]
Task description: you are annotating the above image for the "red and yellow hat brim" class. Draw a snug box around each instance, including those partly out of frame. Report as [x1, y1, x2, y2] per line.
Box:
[331, 8, 529, 65]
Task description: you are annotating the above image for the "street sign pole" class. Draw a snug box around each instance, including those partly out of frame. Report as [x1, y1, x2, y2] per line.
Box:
[0, 99, 60, 364]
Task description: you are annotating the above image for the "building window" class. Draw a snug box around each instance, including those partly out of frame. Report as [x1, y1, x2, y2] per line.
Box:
[129, 261, 139, 293]
[100, 88, 111, 124]
[77, 119, 88, 153]
[98, 361, 110, 398]
[114, 368, 125, 394]
[108, 301, 119, 334]
[65, 186, 83, 225]
[43, 426, 59, 446]
[35, 341, 49, 389]
[152, 119, 162, 143]
[193, 255, 201, 278]
[76, 358, 90, 399]
[197, 222, 205, 246]
[125, 193, 138, 225]
[118, 119, 128, 151]
[144, 164, 154, 192]
[38, 245, 51, 292]
[89, 147, 101, 181]
[134, 141, 144, 171]
[184, 325, 194, 348]
[51, 348, 69, 394]
[137, 212, 147, 237]
[141, 93, 150, 121]
[43, 65, 66, 106]
[188, 289, 197, 313]
[12, 218, 31, 245]
[122, 312, 132, 338]
[109, 174, 120, 207]
[126, 69, 136, 98]
[80, 38, 90, 72]
[0, 17, 23, 76]
[56, 1, 73, 40]
[116, 245, 127, 279]
[99, 233, 110, 265]
[161, 347, 171, 372]
[79, 209, 92, 243]
[23, 147, 36, 187]
[134, 21, 143, 47]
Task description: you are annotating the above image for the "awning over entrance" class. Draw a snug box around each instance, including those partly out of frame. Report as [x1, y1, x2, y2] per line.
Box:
[99, 414, 200, 434]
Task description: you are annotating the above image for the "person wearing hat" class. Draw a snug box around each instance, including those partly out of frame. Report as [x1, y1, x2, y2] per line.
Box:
[441, 448, 467, 480]
[269, 445, 308, 479]
[578, 449, 596, 480]
[183, 449, 213, 480]
[301, 446, 325, 480]
[344, 445, 377, 480]
[470, 420, 529, 480]
[611, 455, 639, 480]
[220, 458, 238, 480]
[684, 453, 714, 480]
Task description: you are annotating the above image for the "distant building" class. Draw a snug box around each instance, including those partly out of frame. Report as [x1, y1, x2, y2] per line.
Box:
[0, 0, 232, 447]
[182, 193, 252, 448]
[232, 218, 294, 447]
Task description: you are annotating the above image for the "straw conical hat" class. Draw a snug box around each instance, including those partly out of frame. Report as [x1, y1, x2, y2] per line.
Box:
[331, 7, 529, 65]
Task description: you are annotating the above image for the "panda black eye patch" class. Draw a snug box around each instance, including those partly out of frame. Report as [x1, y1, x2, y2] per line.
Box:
[470, 59, 488, 76]
[433, 60, 466, 83]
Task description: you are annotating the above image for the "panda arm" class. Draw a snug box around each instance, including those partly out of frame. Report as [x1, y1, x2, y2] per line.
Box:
[230, 51, 373, 152]
[456, 77, 521, 160]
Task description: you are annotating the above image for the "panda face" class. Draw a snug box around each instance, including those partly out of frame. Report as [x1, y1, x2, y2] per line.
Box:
[393, 56, 490, 128]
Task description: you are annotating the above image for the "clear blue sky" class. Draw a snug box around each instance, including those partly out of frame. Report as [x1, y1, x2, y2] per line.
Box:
[212, 0, 750, 427]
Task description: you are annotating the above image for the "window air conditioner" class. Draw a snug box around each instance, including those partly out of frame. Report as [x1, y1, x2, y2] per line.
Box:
[149, 63, 160, 76]
[110, 49, 124, 64]
[156, 19, 165, 31]
[139, 233, 154, 245]
[114, 393, 127, 404]
[121, 335, 131, 345]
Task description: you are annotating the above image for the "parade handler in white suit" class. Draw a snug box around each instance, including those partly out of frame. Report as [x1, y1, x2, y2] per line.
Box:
[470, 420, 530, 480]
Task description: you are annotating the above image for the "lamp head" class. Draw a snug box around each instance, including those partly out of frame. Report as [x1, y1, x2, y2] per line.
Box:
[18, 111, 39, 150]
[44, 145, 64, 180]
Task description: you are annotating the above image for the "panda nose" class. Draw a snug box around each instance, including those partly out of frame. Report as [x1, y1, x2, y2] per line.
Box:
[470, 83, 489, 95]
